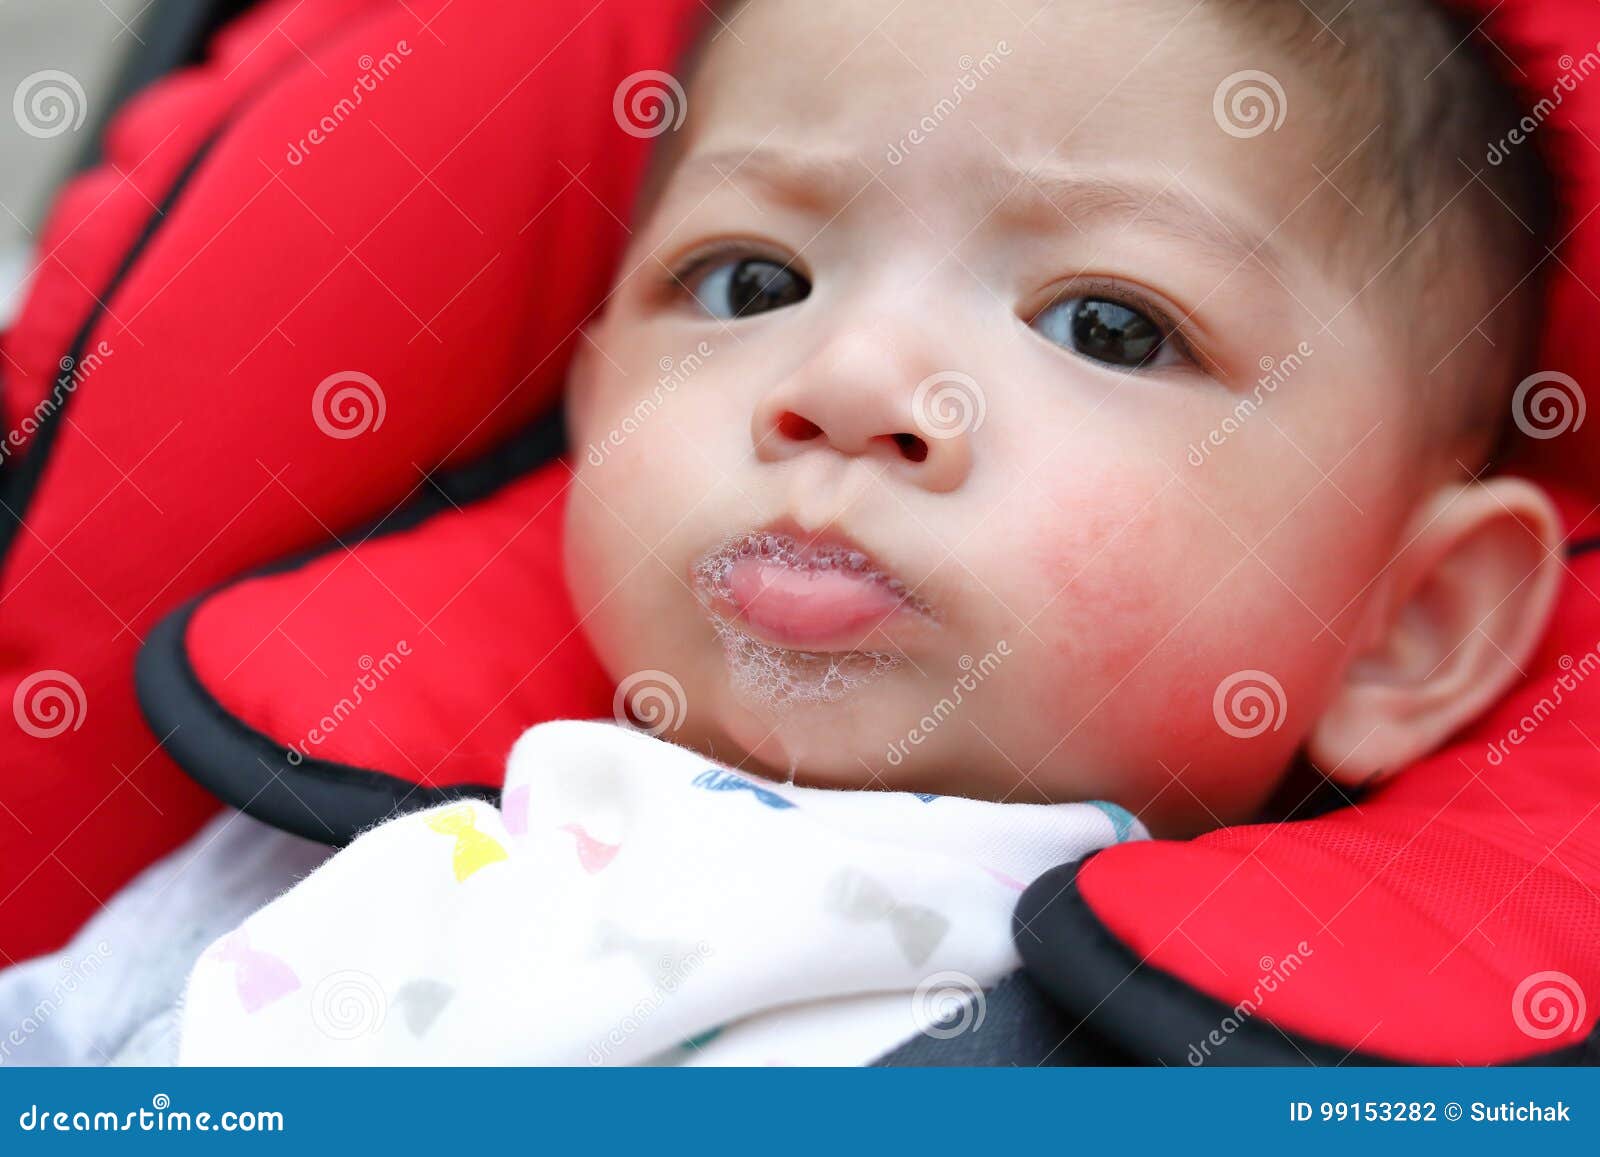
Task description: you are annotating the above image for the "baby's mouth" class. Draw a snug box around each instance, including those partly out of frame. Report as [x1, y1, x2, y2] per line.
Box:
[689, 526, 937, 709]
[691, 526, 936, 652]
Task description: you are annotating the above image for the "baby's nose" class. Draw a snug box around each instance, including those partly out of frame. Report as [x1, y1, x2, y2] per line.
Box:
[750, 333, 975, 493]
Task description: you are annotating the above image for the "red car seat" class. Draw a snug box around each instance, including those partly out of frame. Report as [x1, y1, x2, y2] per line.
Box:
[1, 0, 1595, 1066]
[0, 0, 702, 962]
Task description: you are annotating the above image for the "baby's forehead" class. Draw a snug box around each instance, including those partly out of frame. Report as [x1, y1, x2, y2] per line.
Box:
[662, 0, 1343, 275]
[695, 0, 1249, 122]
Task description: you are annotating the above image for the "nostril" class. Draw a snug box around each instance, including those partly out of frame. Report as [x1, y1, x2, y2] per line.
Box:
[777, 411, 823, 441]
[891, 432, 929, 463]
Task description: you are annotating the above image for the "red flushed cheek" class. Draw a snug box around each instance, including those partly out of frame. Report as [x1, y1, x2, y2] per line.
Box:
[1008, 472, 1210, 741]
[1028, 480, 1173, 652]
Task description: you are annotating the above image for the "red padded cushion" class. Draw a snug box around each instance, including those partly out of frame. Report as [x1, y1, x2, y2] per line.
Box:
[184, 458, 608, 830]
[0, 0, 702, 961]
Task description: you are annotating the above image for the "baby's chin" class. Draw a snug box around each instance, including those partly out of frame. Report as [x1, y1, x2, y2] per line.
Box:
[692, 645, 978, 795]
[708, 620, 902, 709]
[702, 681, 870, 784]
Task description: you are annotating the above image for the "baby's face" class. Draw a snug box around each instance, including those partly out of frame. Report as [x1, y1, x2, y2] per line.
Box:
[566, 0, 1436, 833]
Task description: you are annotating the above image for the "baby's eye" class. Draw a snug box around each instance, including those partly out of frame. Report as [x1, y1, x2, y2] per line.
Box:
[687, 256, 810, 319]
[1032, 295, 1171, 369]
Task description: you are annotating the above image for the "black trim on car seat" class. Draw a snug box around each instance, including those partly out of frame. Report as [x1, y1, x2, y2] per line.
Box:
[1568, 535, 1600, 559]
[0, 6, 384, 568]
[0, 133, 219, 566]
[135, 408, 568, 846]
[79, 0, 265, 172]
[1014, 855, 1600, 1067]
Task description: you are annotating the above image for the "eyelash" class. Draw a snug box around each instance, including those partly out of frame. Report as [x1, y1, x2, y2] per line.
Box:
[666, 241, 801, 302]
[660, 244, 1203, 370]
[1030, 278, 1196, 368]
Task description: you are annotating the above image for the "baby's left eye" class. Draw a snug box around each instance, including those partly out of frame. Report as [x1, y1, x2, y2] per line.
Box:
[1032, 296, 1172, 369]
[684, 255, 810, 320]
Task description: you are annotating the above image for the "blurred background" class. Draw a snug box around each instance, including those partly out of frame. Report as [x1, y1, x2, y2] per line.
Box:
[0, 0, 253, 326]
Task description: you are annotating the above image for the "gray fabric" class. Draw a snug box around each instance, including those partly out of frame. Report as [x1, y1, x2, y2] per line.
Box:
[0, 809, 332, 1066]
[109, 1008, 181, 1066]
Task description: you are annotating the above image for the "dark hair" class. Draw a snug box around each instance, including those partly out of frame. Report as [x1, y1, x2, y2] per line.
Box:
[1219, 0, 1559, 460]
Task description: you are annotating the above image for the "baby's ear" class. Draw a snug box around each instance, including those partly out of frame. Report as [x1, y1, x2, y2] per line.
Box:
[1307, 476, 1564, 788]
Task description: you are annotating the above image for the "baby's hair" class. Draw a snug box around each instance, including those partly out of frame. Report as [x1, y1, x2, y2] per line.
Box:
[1218, 0, 1559, 466]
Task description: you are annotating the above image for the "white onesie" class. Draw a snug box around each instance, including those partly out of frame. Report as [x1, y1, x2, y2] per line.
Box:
[176, 720, 1144, 1065]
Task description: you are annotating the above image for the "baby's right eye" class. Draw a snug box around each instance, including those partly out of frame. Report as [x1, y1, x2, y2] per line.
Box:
[682, 254, 811, 319]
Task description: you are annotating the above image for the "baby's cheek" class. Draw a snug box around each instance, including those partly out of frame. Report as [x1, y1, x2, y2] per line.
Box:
[1015, 474, 1187, 678]
[1001, 471, 1254, 757]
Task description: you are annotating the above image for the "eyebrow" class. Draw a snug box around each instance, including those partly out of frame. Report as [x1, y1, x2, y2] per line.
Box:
[665, 145, 1281, 274]
[993, 165, 1283, 276]
[667, 146, 874, 213]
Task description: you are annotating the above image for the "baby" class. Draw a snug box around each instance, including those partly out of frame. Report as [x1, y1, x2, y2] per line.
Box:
[564, 0, 1563, 834]
[77, 0, 1573, 1065]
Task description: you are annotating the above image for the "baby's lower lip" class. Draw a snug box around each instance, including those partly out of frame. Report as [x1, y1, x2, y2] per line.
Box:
[692, 530, 933, 651]
[726, 558, 908, 647]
